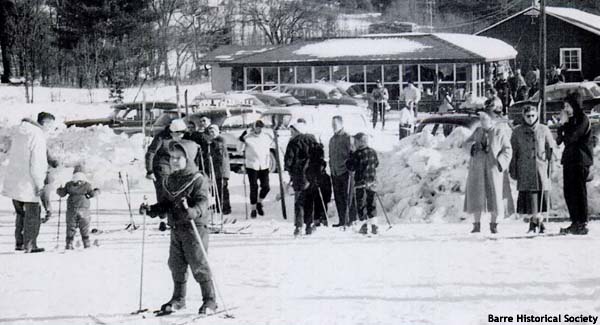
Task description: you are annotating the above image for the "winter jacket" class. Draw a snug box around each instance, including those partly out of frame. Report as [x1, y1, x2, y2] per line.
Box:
[284, 133, 318, 176]
[464, 126, 513, 214]
[240, 130, 273, 171]
[306, 159, 332, 203]
[328, 129, 353, 177]
[2, 119, 48, 203]
[557, 114, 593, 167]
[346, 147, 379, 187]
[404, 84, 421, 106]
[494, 79, 512, 106]
[145, 129, 175, 177]
[147, 140, 210, 228]
[509, 122, 556, 191]
[184, 130, 210, 173]
[57, 181, 100, 210]
[371, 87, 389, 104]
[209, 136, 230, 179]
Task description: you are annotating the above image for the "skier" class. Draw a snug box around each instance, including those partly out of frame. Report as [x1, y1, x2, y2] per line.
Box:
[370, 81, 389, 129]
[398, 104, 416, 140]
[146, 119, 188, 203]
[239, 120, 273, 218]
[463, 110, 513, 234]
[284, 120, 319, 236]
[403, 81, 422, 118]
[557, 93, 594, 235]
[509, 105, 556, 233]
[345, 132, 380, 235]
[139, 140, 217, 315]
[328, 116, 357, 227]
[207, 124, 231, 215]
[3, 112, 54, 253]
[185, 115, 211, 175]
[305, 140, 332, 227]
[494, 72, 512, 115]
[56, 166, 101, 249]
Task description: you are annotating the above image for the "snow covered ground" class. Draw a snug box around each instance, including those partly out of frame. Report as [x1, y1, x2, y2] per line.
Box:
[1, 83, 600, 324]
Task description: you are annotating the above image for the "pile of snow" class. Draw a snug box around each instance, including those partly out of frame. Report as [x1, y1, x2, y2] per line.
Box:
[294, 38, 429, 58]
[377, 127, 600, 223]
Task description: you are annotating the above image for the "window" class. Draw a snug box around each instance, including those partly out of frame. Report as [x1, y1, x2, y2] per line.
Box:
[296, 66, 312, 83]
[560, 48, 581, 71]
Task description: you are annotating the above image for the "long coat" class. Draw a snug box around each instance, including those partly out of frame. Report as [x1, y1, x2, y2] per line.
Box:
[464, 126, 513, 215]
[509, 123, 556, 191]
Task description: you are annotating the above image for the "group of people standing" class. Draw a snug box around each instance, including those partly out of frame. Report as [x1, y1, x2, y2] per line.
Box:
[464, 92, 594, 235]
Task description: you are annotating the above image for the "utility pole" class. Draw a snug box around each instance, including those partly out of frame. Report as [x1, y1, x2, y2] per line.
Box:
[539, 0, 547, 124]
[425, 0, 435, 32]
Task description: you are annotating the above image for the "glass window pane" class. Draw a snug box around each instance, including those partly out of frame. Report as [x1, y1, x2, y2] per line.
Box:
[315, 66, 330, 82]
[247, 67, 261, 85]
[384, 65, 399, 83]
[349, 65, 364, 83]
[403, 64, 418, 84]
[456, 64, 468, 82]
[332, 66, 347, 81]
[420, 64, 436, 82]
[297, 66, 312, 83]
[280, 67, 294, 84]
[232, 67, 244, 90]
[366, 65, 382, 83]
[385, 83, 400, 101]
[263, 67, 277, 84]
[438, 64, 454, 82]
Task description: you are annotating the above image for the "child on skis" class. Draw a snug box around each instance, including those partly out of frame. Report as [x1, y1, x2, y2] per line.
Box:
[139, 140, 217, 316]
[305, 143, 332, 227]
[56, 166, 100, 249]
[346, 132, 380, 235]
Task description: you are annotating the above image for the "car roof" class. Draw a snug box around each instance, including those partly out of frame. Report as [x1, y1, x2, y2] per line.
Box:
[282, 83, 340, 92]
[545, 82, 598, 91]
[112, 102, 178, 110]
[190, 107, 265, 115]
[262, 105, 364, 115]
[419, 114, 480, 126]
[247, 91, 292, 99]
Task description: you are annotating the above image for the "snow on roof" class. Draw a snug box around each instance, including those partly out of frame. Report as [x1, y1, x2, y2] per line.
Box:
[293, 38, 430, 58]
[546, 6, 600, 36]
[434, 33, 517, 61]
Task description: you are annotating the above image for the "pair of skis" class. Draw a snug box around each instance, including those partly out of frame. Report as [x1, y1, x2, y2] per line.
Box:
[118, 171, 138, 231]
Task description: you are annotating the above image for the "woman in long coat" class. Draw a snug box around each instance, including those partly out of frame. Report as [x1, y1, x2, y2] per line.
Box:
[464, 111, 513, 234]
[509, 105, 556, 233]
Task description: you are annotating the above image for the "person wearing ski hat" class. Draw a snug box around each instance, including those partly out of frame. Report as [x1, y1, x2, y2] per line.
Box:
[463, 110, 513, 234]
[370, 81, 389, 129]
[284, 119, 320, 236]
[146, 118, 189, 203]
[239, 120, 273, 218]
[139, 140, 216, 316]
[207, 124, 231, 215]
[185, 115, 212, 175]
[345, 132, 380, 235]
[56, 165, 101, 249]
[3, 112, 53, 253]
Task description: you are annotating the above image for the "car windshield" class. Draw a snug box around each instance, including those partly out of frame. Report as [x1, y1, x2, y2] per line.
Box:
[261, 113, 293, 129]
[531, 85, 600, 102]
[329, 89, 343, 99]
[221, 112, 263, 129]
[278, 96, 301, 106]
[589, 84, 600, 97]
[343, 85, 365, 97]
[421, 123, 474, 137]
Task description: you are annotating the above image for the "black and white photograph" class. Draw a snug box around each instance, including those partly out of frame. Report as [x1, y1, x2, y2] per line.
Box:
[0, 0, 599, 324]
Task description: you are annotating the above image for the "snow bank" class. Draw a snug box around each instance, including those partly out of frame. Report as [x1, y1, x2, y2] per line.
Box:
[377, 127, 600, 223]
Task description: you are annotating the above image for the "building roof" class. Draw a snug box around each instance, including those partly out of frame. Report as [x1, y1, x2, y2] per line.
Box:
[206, 33, 516, 67]
[477, 6, 600, 37]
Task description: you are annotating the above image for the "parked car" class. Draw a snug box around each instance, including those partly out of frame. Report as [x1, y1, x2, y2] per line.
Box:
[226, 105, 370, 172]
[246, 91, 301, 107]
[416, 113, 481, 137]
[509, 82, 600, 125]
[192, 92, 268, 110]
[281, 83, 360, 106]
[65, 102, 179, 135]
[332, 81, 369, 107]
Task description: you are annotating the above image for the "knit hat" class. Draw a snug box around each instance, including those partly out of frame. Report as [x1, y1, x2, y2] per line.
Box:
[72, 172, 87, 182]
[290, 120, 308, 134]
[170, 118, 187, 132]
[254, 120, 265, 128]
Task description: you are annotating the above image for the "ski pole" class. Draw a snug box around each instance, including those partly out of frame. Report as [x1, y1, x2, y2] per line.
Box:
[132, 195, 149, 315]
[343, 173, 353, 228]
[316, 186, 329, 226]
[242, 167, 249, 220]
[54, 197, 62, 249]
[374, 191, 392, 230]
[183, 199, 234, 318]
[119, 172, 136, 231]
[92, 196, 100, 234]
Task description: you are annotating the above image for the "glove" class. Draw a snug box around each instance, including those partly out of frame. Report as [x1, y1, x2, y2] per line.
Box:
[146, 173, 156, 181]
[497, 161, 503, 172]
[139, 203, 151, 216]
[559, 110, 569, 125]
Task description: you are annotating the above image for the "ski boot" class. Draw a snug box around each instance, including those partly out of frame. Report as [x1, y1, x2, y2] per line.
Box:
[305, 224, 314, 235]
[359, 223, 369, 235]
[538, 222, 545, 234]
[15, 244, 24, 251]
[250, 210, 257, 219]
[490, 223, 498, 234]
[574, 223, 589, 235]
[256, 202, 264, 216]
[159, 222, 168, 232]
[470, 222, 481, 233]
[371, 224, 379, 235]
[293, 227, 301, 237]
[65, 238, 74, 250]
[198, 281, 218, 316]
[527, 218, 537, 233]
[158, 281, 187, 315]
[560, 222, 578, 235]
[82, 237, 91, 249]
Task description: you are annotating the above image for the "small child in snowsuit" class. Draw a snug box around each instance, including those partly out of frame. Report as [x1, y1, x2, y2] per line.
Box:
[140, 140, 216, 316]
[305, 145, 332, 227]
[56, 169, 100, 249]
[345, 132, 379, 235]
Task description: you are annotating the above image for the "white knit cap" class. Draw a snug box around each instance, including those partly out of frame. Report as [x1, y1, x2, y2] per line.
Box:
[72, 172, 87, 182]
[170, 119, 187, 132]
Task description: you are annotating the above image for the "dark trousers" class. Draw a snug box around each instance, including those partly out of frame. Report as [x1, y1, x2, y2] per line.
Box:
[247, 168, 270, 205]
[332, 173, 357, 225]
[372, 102, 386, 128]
[13, 200, 41, 250]
[356, 187, 376, 221]
[563, 164, 589, 224]
[66, 208, 91, 241]
[169, 224, 210, 284]
[304, 186, 328, 226]
[214, 177, 231, 213]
